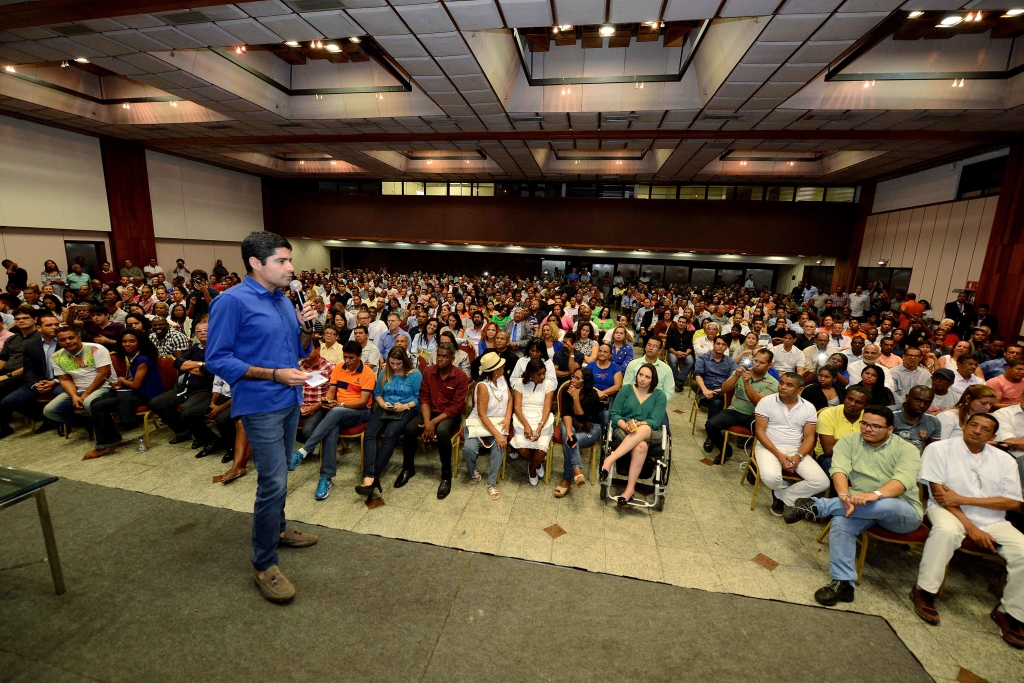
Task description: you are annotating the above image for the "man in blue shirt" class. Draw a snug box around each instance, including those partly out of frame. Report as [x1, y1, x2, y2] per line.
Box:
[694, 336, 737, 450]
[377, 312, 409, 357]
[981, 344, 1022, 380]
[206, 232, 318, 604]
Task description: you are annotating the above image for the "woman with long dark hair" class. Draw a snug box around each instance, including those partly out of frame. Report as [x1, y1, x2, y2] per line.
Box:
[801, 365, 846, 412]
[859, 365, 895, 407]
[41, 260, 67, 298]
[555, 367, 602, 497]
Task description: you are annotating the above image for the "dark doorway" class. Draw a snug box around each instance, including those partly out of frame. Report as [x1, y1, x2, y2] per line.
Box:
[65, 241, 107, 274]
[803, 266, 835, 293]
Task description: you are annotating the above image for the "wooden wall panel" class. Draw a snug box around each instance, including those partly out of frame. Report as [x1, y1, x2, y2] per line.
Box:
[100, 139, 156, 269]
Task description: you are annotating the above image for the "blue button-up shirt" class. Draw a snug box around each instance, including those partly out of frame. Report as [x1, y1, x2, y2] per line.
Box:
[42, 337, 58, 380]
[378, 329, 410, 358]
[206, 276, 311, 418]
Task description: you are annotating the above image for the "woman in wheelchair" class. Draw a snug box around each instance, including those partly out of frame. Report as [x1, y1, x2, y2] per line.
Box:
[600, 363, 667, 507]
[555, 367, 603, 497]
[510, 358, 556, 486]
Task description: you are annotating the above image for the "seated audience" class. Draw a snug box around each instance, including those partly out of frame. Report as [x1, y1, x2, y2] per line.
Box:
[801, 364, 846, 412]
[462, 352, 513, 500]
[859, 365, 895, 407]
[511, 338, 556, 385]
[784, 406, 924, 607]
[981, 343, 1023, 380]
[987, 358, 1024, 409]
[555, 367, 603, 497]
[623, 337, 674, 407]
[994, 400, 1024, 486]
[771, 331, 804, 375]
[927, 369, 961, 413]
[951, 352, 986, 395]
[43, 326, 117, 436]
[150, 317, 190, 358]
[600, 363, 668, 506]
[608, 325, 634, 368]
[351, 325, 382, 373]
[889, 346, 933, 404]
[357, 347, 422, 499]
[552, 331, 585, 390]
[753, 372, 830, 515]
[319, 325, 346, 365]
[814, 385, 870, 473]
[296, 340, 335, 454]
[0, 312, 59, 436]
[666, 316, 694, 391]
[891, 386, 941, 453]
[410, 317, 440, 361]
[695, 336, 737, 429]
[470, 330, 516, 382]
[936, 385, 997, 441]
[147, 321, 215, 449]
[912, 414, 1023, 647]
[705, 348, 777, 460]
[510, 358, 556, 487]
[0, 308, 37, 414]
[398, 343, 468, 499]
[290, 341, 376, 501]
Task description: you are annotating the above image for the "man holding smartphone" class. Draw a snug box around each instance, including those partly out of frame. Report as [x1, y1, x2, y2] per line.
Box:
[704, 348, 778, 462]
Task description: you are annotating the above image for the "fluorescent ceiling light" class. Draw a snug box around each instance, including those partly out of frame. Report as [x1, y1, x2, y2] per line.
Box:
[350, 37, 361, 43]
[907, 11, 923, 18]
[284, 41, 299, 46]
[599, 25, 615, 37]
[74, 57, 89, 63]
[1005, 8, 1024, 15]
[324, 43, 341, 52]
[939, 15, 962, 25]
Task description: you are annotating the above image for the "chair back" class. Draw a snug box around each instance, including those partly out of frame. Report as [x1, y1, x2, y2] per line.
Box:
[158, 357, 178, 391]
[464, 381, 476, 418]
[417, 355, 428, 374]
[723, 387, 735, 409]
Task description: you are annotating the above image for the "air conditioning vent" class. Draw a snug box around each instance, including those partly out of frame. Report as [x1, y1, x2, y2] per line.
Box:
[703, 114, 740, 121]
[605, 115, 638, 122]
[51, 24, 96, 36]
[290, 0, 347, 12]
[160, 11, 213, 25]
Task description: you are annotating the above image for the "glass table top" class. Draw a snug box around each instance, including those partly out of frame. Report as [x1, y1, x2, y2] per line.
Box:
[0, 466, 58, 505]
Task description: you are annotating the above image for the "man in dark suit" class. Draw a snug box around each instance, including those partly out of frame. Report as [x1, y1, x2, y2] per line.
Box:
[943, 292, 974, 338]
[0, 312, 59, 437]
[968, 303, 999, 335]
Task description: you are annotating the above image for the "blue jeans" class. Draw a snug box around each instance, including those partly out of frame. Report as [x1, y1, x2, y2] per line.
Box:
[560, 422, 602, 481]
[240, 404, 301, 572]
[462, 436, 504, 486]
[0, 383, 52, 424]
[43, 387, 114, 426]
[814, 496, 922, 582]
[302, 405, 370, 479]
[668, 353, 694, 385]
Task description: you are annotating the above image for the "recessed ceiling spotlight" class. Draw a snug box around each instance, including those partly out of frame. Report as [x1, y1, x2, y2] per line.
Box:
[1005, 8, 1024, 15]
[4, 65, 14, 73]
[122, 102, 130, 109]
[908, 11, 923, 18]
[235, 45, 246, 54]
[559, 24, 572, 31]
[939, 15, 962, 25]
[325, 43, 341, 52]
[285, 41, 299, 47]
[599, 25, 615, 37]
[350, 37, 361, 43]
[60, 60, 69, 68]
[169, 101, 178, 107]
[74, 57, 89, 64]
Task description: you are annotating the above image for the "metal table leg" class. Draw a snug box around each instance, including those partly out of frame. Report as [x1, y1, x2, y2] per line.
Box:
[35, 490, 65, 595]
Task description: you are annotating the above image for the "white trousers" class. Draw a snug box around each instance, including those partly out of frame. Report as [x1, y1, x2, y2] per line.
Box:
[754, 443, 830, 506]
[917, 506, 1024, 621]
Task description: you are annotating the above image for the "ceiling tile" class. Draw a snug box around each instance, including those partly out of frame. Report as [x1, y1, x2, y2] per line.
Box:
[237, 1, 293, 18]
[779, 0, 844, 13]
[105, 29, 172, 51]
[436, 54, 481, 75]
[720, 0, 784, 17]
[608, 0, 661, 23]
[397, 56, 444, 75]
[838, 0, 903, 10]
[553, 0, 605, 25]
[258, 15, 324, 41]
[346, 7, 410, 35]
[419, 31, 467, 56]
[375, 34, 428, 57]
[300, 11, 365, 37]
[67, 34, 135, 56]
[394, 3, 457, 33]
[216, 18, 285, 43]
[757, 14, 829, 41]
[117, 52, 180, 72]
[742, 41, 802, 63]
[175, 22, 243, 47]
[663, 0, 721, 20]
[444, 0, 504, 30]
[789, 39, 855, 62]
[138, 26, 212, 49]
[496, 0, 553, 28]
[811, 12, 888, 41]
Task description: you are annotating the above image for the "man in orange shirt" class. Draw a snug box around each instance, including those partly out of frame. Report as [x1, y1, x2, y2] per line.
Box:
[289, 340, 376, 500]
[900, 293, 925, 330]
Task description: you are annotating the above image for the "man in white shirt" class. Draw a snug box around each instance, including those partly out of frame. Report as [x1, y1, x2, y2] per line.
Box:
[693, 322, 720, 357]
[143, 258, 164, 285]
[352, 325, 381, 372]
[994, 401, 1024, 488]
[357, 310, 387, 349]
[42, 326, 117, 431]
[848, 344, 895, 391]
[843, 336, 865, 367]
[848, 285, 870, 320]
[771, 331, 805, 374]
[951, 352, 985, 395]
[463, 310, 485, 347]
[720, 312, 749, 337]
[889, 346, 933, 404]
[753, 373, 830, 514]
[827, 321, 851, 352]
[912, 414, 1023, 647]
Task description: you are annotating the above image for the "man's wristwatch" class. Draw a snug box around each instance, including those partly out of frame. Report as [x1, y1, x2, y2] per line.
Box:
[872, 490, 884, 499]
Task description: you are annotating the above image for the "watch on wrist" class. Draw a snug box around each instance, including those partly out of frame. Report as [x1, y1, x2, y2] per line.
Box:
[872, 489, 883, 499]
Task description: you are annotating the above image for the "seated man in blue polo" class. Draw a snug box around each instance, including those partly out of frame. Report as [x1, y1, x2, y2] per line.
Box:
[289, 340, 376, 501]
[783, 405, 923, 607]
[694, 335, 737, 449]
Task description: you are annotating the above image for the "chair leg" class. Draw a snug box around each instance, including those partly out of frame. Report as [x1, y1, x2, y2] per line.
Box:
[143, 412, 151, 450]
[817, 520, 831, 544]
[739, 459, 750, 485]
[359, 434, 365, 473]
[855, 533, 869, 586]
[689, 403, 697, 435]
[719, 432, 729, 466]
[544, 444, 552, 484]
[452, 435, 462, 476]
[588, 446, 597, 485]
[749, 469, 760, 511]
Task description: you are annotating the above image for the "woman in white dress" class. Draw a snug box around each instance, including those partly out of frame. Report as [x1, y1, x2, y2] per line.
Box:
[511, 358, 556, 486]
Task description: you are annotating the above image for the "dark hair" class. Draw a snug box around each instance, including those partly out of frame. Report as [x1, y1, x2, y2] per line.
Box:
[754, 347, 774, 362]
[636, 362, 660, 394]
[353, 324, 368, 334]
[56, 326, 81, 338]
[439, 330, 458, 347]
[816, 364, 837, 379]
[342, 340, 363, 356]
[713, 335, 730, 347]
[845, 383, 871, 400]
[89, 305, 108, 316]
[965, 412, 999, 431]
[525, 337, 548, 360]
[241, 231, 292, 274]
[782, 330, 796, 339]
[781, 371, 805, 387]
[115, 328, 159, 367]
[562, 331, 577, 343]
[959, 352, 983, 365]
[862, 405, 894, 427]
[577, 367, 595, 393]
[524, 357, 546, 382]
[124, 313, 152, 333]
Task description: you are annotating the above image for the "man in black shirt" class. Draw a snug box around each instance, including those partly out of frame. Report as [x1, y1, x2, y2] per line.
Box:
[552, 331, 585, 391]
[666, 317, 695, 391]
[470, 330, 517, 382]
[147, 321, 216, 448]
[3, 260, 28, 291]
[186, 270, 218, 322]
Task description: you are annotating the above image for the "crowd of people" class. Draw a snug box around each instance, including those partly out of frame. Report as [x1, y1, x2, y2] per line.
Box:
[1, 255, 1022, 644]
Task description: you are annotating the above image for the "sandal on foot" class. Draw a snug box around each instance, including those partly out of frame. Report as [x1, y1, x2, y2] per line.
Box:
[471, 470, 482, 483]
[554, 482, 570, 498]
[487, 485, 500, 500]
[83, 445, 119, 460]
[573, 473, 586, 486]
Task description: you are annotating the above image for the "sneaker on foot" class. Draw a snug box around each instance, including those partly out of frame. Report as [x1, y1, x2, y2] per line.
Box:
[814, 579, 855, 606]
[783, 497, 819, 524]
[770, 490, 785, 516]
[288, 448, 305, 472]
[315, 477, 332, 501]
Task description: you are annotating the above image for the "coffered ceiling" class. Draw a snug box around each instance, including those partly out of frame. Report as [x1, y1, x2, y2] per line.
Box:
[1, 0, 1022, 183]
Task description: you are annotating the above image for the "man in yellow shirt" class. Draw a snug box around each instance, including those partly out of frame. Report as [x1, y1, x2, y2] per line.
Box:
[815, 385, 870, 473]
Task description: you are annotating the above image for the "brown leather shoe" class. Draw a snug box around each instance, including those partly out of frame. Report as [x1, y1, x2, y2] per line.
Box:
[253, 566, 295, 603]
[911, 587, 940, 625]
[83, 445, 119, 460]
[991, 607, 1024, 649]
[278, 528, 318, 548]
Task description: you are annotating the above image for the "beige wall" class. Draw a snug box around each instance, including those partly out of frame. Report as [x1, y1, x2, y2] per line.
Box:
[0, 227, 111, 280]
[147, 151, 263, 243]
[777, 256, 837, 293]
[0, 115, 110, 232]
[289, 239, 331, 274]
[154, 239, 246, 279]
[861, 196, 998, 310]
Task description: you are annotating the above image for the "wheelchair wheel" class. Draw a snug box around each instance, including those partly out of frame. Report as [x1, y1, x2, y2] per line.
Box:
[654, 495, 664, 511]
[599, 483, 607, 500]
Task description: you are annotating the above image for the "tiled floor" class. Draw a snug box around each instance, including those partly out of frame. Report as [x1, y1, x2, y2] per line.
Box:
[3, 392, 1022, 683]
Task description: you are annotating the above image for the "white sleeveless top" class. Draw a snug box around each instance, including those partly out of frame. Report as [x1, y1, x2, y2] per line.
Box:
[480, 376, 509, 420]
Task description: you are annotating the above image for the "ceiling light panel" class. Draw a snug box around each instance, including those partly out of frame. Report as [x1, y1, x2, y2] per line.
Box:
[554, 0, 606, 26]
[496, 0, 552, 27]
[443, 0, 504, 31]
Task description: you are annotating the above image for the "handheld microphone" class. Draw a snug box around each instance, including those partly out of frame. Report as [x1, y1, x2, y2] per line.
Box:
[289, 280, 314, 332]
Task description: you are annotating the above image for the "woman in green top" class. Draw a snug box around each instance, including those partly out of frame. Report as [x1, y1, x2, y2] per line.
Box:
[490, 303, 511, 329]
[600, 363, 667, 506]
[594, 306, 615, 333]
